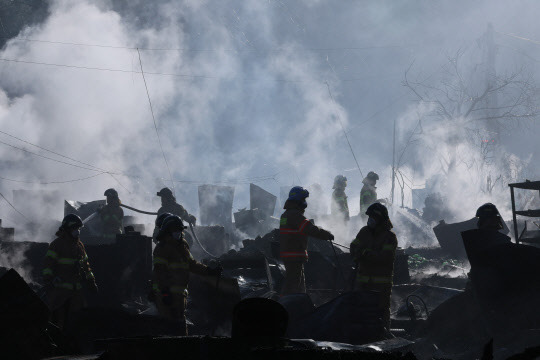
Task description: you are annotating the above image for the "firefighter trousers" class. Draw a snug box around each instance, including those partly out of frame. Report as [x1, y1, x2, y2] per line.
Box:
[359, 283, 392, 330]
[282, 261, 306, 295]
[156, 294, 188, 335]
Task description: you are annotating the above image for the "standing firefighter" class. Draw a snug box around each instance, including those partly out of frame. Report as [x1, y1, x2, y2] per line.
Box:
[350, 203, 397, 330]
[360, 171, 379, 217]
[152, 212, 173, 244]
[157, 187, 197, 225]
[98, 188, 124, 241]
[151, 215, 222, 334]
[280, 186, 334, 295]
[331, 175, 349, 221]
[42, 214, 98, 329]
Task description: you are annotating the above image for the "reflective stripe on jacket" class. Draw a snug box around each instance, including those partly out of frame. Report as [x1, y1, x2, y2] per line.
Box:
[279, 201, 332, 262]
[42, 233, 95, 288]
[350, 226, 397, 285]
[331, 189, 349, 219]
[360, 185, 377, 214]
[152, 236, 208, 296]
[100, 204, 124, 236]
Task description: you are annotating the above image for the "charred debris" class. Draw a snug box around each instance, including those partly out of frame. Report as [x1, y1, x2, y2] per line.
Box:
[1, 181, 540, 359]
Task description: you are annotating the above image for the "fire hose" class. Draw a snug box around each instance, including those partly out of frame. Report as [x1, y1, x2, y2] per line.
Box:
[330, 241, 347, 290]
[119, 204, 158, 215]
[118, 204, 219, 259]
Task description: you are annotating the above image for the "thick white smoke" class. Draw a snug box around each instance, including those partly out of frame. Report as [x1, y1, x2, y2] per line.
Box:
[0, 0, 539, 248]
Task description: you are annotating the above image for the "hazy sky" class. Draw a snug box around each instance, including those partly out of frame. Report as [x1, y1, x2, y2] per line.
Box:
[1, 0, 539, 232]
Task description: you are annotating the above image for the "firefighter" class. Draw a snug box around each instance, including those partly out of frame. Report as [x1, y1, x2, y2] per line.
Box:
[331, 175, 349, 221]
[98, 188, 124, 241]
[152, 212, 173, 243]
[360, 171, 379, 217]
[151, 215, 222, 334]
[475, 203, 511, 246]
[350, 203, 397, 330]
[157, 187, 197, 225]
[42, 214, 98, 330]
[476, 203, 504, 230]
[280, 186, 334, 295]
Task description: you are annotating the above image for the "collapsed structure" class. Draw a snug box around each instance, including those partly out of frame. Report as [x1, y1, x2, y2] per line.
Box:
[1, 181, 540, 359]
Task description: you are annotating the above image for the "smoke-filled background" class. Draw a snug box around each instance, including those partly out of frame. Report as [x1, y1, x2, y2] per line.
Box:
[1, 0, 540, 245]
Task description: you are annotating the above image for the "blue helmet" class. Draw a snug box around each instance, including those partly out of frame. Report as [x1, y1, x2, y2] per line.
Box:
[287, 186, 309, 206]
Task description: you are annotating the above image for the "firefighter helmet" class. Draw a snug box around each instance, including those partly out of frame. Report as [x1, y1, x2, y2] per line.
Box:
[61, 214, 83, 229]
[475, 203, 501, 218]
[155, 212, 173, 228]
[104, 188, 118, 198]
[333, 175, 347, 189]
[287, 186, 309, 203]
[159, 215, 186, 235]
[156, 187, 174, 198]
[366, 171, 379, 181]
[366, 202, 389, 220]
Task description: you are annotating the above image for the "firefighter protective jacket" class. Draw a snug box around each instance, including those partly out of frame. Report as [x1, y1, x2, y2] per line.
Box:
[158, 202, 193, 223]
[360, 184, 377, 215]
[279, 200, 333, 262]
[42, 232, 95, 291]
[350, 225, 397, 286]
[100, 204, 124, 238]
[331, 188, 349, 220]
[152, 236, 208, 296]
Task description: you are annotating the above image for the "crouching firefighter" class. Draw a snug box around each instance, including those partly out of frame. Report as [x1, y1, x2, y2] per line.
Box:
[350, 203, 397, 330]
[42, 214, 98, 330]
[151, 215, 222, 334]
[279, 186, 334, 295]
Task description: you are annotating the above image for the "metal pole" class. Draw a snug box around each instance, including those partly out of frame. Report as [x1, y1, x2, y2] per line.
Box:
[510, 186, 519, 243]
[391, 118, 396, 204]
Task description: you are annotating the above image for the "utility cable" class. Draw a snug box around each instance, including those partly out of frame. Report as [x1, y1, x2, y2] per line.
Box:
[0, 129, 105, 171]
[0, 57, 217, 80]
[0, 172, 105, 185]
[0, 130, 283, 186]
[325, 81, 364, 179]
[495, 30, 540, 46]
[0, 56, 401, 84]
[0, 192, 29, 221]
[0, 35, 414, 53]
[0, 139, 99, 171]
[136, 48, 175, 196]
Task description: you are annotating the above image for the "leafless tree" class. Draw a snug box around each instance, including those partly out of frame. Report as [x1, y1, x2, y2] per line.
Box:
[401, 48, 539, 192]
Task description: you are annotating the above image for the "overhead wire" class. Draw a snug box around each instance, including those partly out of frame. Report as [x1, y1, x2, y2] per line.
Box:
[0, 172, 106, 185]
[0, 191, 29, 221]
[495, 30, 540, 47]
[1, 35, 414, 53]
[0, 131, 284, 185]
[0, 55, 404, 84]
[136, 48, 176, 196]
[325, 81, 364, 179]
[0, 139, 100, 171]
[0, 129, 105, 171]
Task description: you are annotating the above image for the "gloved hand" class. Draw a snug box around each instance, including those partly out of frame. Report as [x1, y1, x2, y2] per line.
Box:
[207, 265, 223, 277]
[96, 205, 104, 214]
[161, 288, 173, 306]
[322, 230, 334, 241]
[189, 215, 197, 226]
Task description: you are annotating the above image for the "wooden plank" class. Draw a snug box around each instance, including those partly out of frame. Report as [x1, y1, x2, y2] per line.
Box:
[511, 186, 519, 243]
[515, 210, 540, 217]
[508, 180, 540, 190]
